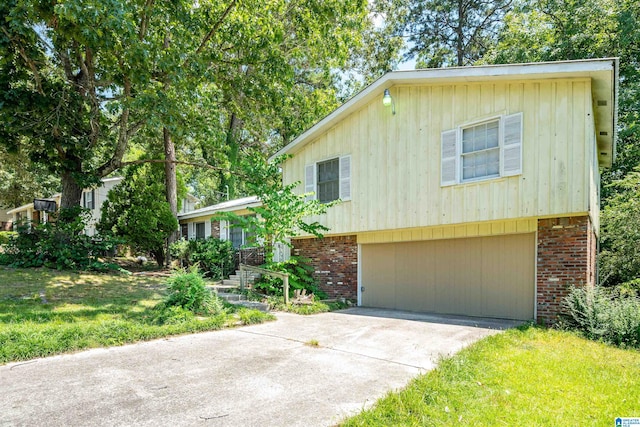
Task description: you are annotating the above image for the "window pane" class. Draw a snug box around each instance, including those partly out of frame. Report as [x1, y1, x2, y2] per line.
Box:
[462, 148, 500, 180]
[461, 119, 501, 181]
[196, 222, 205, 239]
[230, 226, 243, 249]
[487, 121, 499, 148]
[317, 158, 340, 203]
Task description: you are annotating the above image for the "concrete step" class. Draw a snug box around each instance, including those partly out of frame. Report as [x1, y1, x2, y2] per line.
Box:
[208, 284, 240, 295]
[230, 273, 261, 281]
[229, 275, 258, 282]
[217, 292, 244, 302]
[222, 279, 241, 286]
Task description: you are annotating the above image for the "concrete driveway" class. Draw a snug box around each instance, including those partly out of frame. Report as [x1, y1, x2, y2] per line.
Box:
[0, 308, 520, 427]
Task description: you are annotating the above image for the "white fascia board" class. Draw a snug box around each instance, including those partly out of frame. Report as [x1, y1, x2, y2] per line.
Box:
[270, 58, 618, 161]
[7, 203, 34, 215]
[177, 196, 261, 221]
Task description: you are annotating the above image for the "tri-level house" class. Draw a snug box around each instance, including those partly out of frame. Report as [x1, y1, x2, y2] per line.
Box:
[272, 58, 618, 323]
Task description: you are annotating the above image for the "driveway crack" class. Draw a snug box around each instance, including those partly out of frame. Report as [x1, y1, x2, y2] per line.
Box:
[236, 329, 430, 371]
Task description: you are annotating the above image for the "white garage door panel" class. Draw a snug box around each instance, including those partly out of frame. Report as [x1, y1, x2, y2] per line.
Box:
[361, 234, 535, 320]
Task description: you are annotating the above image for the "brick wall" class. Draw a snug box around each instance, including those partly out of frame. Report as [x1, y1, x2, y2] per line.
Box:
[292, 235, 358, 300]
[536, 216, 595, 324]
[211, 220, 221, 239]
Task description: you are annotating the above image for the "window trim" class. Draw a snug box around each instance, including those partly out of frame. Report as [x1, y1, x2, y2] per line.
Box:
[441, 113, 522, 187]
[316, 158, 340, 204]
[304, 155, 351, 203]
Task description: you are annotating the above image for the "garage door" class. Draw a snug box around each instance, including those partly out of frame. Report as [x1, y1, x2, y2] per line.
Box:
[360, 233, 535, 320]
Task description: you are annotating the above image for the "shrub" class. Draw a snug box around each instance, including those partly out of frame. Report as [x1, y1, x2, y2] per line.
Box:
[254, 256, 327, 299]
[152, 306, 196, 325]
[562, 285, 640, 348]
[617, 278, 640, 297]
[162, 267, 224, 315]
[169, 237, 234, 279]
[0, 231, 17, 245]
[0, 207, 120, 271]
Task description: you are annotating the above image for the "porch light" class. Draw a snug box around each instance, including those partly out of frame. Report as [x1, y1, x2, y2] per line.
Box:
[382, 89, 395, 115]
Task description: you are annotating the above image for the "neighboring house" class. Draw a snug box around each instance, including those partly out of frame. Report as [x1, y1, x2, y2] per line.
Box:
[272, 58, 618, 323]
[7, 177, 124, 235]
[180, 194, 199, 215]
[7, 178, 199, 236]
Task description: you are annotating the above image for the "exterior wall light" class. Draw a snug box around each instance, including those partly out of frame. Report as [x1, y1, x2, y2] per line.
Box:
[382, 88, 395, 115]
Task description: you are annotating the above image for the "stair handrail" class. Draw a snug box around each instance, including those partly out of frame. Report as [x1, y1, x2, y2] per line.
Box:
[239, 263, 290, 305]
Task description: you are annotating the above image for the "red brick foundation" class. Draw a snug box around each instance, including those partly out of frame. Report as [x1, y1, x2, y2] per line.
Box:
[292, 235, 358, 300]
[536, 216, 596, 324]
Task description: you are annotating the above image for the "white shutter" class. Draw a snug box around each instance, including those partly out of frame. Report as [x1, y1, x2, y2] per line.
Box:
[502, 112, 523, 176]
[441, 129, 458, 186]
[188, 223, 195, 240]
[304, 164, 316, 201]
[339, 155, 351, 201]
[204, 220, 211, 238]
[219, 220, 228, 240]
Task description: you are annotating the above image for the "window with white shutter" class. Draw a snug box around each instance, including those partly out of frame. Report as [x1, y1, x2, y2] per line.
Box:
[305, 155, 352, 203]
[304, 164, 316, 201]
[441, 129, 458, 186]
[441, 113, 523, 185]
[339, 155, 351, 201]
[501, 112, 523, 176]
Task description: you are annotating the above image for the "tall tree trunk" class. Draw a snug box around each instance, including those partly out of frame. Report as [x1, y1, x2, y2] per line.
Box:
[219, 112, 242, 199]
[164, 127, 178, 265]
[456, 0, 465, 66]
[60, 170, 84, 210]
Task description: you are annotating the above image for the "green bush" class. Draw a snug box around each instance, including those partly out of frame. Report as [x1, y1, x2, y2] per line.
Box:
[562, 285, 640, 348]
[0, 231, 17, 245]
[617, 278, 640, 297]
[0, 207, 120, 271]
[169, 237, 234, 279]
[152, 306, 196, 325]
[161, 267, 224, 315]
[255, 256, 327, 299]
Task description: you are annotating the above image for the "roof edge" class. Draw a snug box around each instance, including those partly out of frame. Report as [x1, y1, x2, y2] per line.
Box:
[270, 58, 618, 161]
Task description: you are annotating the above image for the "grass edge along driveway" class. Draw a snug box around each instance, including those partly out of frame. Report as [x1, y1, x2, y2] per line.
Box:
[341, 326, 640, 426]
[0, 267, 273, 364]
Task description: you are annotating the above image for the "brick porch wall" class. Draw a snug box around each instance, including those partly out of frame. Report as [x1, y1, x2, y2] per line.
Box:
[536, 216, 595, 324]
[292, 235, 358, 300]
[211, 220, 221, 239]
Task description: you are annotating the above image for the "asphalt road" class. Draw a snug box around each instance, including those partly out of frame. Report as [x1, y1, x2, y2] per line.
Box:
[0, 308, 520, 427]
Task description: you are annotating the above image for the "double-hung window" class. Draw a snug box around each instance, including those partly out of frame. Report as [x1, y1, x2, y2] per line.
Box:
[305, 155, 351, 203]
[441, 113, 523, 186]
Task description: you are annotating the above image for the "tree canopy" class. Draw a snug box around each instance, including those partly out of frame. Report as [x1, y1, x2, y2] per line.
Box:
[0, 0, 369, 212]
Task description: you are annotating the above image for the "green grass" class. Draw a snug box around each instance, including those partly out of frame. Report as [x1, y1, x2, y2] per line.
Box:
[342, 326, 640, 426]
[0, 267, 274, 364]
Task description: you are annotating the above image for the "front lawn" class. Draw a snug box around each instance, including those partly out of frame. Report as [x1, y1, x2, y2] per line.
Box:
[0, 267, 274, 364]
[342, 326, 640, 426]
